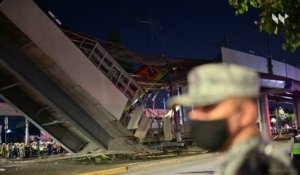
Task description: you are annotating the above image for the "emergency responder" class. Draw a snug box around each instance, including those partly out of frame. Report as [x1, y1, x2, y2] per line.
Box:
[168, 63, 297, 175]
[291, 128, 300, 174]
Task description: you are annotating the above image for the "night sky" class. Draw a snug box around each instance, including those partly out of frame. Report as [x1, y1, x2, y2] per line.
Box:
[34, 0, 300, 66]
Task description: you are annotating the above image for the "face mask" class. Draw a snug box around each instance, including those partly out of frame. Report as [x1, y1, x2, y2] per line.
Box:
[190, 118, 229, 151]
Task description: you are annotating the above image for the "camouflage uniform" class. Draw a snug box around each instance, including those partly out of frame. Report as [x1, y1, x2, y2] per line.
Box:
[215, 135, 297, 175]
[168, 63, 298, 175]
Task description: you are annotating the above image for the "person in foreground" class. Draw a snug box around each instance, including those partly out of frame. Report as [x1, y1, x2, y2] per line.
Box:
[168, 63, 297, 175]
[290, 128, 300, 174]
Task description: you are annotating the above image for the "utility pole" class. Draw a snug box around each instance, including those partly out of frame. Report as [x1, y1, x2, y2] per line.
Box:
[136, 17, 165, 51]
[166, 59, 182, 143]
[136, 18, 160, 40]
[267, 34, 273, 75]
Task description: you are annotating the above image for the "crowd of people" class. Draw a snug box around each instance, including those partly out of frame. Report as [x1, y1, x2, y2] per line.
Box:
[0, 140, 65, 159]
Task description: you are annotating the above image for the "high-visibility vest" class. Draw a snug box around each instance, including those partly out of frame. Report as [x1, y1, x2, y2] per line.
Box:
[39, 146, 44, 151]
[292, 136, 300, 155]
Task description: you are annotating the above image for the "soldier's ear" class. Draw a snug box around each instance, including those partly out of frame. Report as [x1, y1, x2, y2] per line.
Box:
[240, 99, 257, 127]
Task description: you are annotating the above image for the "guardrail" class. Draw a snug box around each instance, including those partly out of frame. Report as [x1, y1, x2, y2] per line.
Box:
[64, 30, 144, 102]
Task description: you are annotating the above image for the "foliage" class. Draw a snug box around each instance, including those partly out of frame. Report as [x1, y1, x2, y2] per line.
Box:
[106, 31, 133, 72]
[107, 31, 122, 44]
[228, 0, 300, 52]
[286, 113, 296, 121]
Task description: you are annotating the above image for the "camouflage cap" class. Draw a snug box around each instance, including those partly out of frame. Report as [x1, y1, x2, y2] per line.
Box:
[168, 63, 260, 108]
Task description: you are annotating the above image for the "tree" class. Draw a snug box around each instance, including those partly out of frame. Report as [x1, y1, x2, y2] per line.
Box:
[106, 31, 133, 72]
[228, 0, 300, 52]
[107, 31, 121, 45]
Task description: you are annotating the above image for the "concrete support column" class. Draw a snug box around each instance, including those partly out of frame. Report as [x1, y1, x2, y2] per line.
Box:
[257, 98, 263, 133]
[258, 95, 272, 137]
[25, 118, 29, 144]
[264, 95, 272, 137]
[294, 97, 300, 128]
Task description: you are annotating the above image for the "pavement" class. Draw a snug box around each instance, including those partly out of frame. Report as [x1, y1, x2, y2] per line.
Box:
[121, 140, 292, 175]
[0, 140, 292, 175]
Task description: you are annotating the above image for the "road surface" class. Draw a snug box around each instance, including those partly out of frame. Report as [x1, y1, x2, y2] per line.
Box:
[121, 141, 291, 175]
[0, 141, 291, 175]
